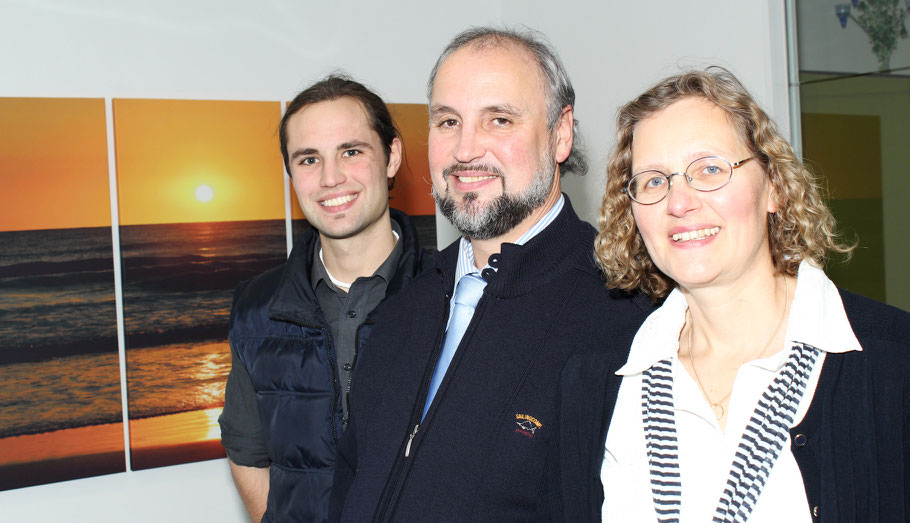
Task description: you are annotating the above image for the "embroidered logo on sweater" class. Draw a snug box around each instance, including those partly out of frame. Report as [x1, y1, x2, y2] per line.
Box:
[515, 413, 542, 438]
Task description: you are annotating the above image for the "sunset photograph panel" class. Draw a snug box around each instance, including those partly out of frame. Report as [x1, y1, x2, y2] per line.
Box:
[0, 97, 111, 232]
[113, 99, 288, 469]
[0, 97, 123, 490]
[114, 99, 286, 226]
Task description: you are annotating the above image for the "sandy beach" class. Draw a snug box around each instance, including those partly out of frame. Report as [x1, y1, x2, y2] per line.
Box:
[130, 407, 226, 470]
[0, 407, 225, 490]
[0, 422, 124, 490]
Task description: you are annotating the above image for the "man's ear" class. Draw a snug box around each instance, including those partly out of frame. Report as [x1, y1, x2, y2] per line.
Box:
[387, 137, 403, 180]
[554, 106, 574, 164]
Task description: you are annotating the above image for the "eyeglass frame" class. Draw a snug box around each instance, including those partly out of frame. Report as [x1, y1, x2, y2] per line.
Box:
[621, 156, 756, 205]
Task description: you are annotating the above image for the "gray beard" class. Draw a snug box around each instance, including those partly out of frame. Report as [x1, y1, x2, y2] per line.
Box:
[433, 149, 555, 241]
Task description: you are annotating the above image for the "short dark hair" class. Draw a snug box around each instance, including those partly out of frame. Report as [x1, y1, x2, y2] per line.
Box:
[427, 26, 587, 176]
[279, 74, 399, 174]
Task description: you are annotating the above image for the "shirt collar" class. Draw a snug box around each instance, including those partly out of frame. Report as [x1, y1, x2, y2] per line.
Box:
[784, 259, 861, 354]
[312, 223, 402, 292]
[617, 259, 862, 376]
[454, 194, 565, 282]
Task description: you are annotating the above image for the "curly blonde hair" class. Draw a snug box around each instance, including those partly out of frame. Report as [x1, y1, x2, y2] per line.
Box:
[594, 67, 851, 300]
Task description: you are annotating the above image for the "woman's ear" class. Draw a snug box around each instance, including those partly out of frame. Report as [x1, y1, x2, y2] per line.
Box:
[765, 167, 782, 214]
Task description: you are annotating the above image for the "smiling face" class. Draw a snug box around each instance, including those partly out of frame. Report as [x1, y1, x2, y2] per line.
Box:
[630, 97, 778, 291]
[427, 43, 571, 240]
[285, 97, 400, 241]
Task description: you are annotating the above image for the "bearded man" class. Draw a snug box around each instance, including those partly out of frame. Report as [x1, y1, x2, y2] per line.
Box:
[329, 27, 653, 521]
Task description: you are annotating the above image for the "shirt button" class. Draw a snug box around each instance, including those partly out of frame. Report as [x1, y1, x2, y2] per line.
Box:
[347, 310, 357, 318]
[488, 254, 501, 267]
[342, 416, 349, 425]
[794, 433, 807, 447]
[812, 505, 819, 517]
[481, 268, 495, 280]
[343, 363, 353, 371]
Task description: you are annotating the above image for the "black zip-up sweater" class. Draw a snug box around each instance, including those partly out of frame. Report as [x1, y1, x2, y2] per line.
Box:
[545, 289, 910, 522]
[330, 197, 654, 521]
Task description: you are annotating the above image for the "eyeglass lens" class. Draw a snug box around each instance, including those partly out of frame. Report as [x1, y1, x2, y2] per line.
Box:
[628, 156, 734, 204]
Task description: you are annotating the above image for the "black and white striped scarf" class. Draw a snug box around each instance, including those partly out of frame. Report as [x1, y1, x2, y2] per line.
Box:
[641, 342, 821, 523]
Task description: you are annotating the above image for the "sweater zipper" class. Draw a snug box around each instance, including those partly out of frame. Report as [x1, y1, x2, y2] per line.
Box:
[403, 424, 420, 457]
[373, 292, 451, 522]
[270, 313, 341, 442]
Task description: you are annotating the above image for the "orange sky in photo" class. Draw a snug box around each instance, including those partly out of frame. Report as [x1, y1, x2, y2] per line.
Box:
[114, 99, 284, 226]
[389, 103, 435, 216]
[0, 97, 111, 232]
[290, 102, 435, 220]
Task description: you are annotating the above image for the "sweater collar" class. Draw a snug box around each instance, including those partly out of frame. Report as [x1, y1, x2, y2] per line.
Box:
[454, 194, 565, 281]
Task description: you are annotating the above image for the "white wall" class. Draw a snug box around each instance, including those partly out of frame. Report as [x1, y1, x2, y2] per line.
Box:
[1, 459, 246, 522]
[0, 1, 790, 520]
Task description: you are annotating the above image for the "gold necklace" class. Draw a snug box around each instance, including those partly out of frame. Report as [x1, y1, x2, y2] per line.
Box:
[687, 277, 789, 421]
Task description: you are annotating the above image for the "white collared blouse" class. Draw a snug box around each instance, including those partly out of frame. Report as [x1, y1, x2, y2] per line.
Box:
[601, 260, 862, 522]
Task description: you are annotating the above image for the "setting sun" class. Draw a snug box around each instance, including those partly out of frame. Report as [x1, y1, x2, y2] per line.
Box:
[113, 99, 284, 225]
[195, 184, 214, 203]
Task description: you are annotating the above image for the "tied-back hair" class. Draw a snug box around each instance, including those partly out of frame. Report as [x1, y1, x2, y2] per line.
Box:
[594, 67, 852, 300]
[279, 73, 399, 175]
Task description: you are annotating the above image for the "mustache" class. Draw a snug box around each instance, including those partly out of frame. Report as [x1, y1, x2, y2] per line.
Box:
[442, 163, 504, 179]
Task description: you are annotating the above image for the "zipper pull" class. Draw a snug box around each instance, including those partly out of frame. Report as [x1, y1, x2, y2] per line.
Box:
[404, 424, 420, 457]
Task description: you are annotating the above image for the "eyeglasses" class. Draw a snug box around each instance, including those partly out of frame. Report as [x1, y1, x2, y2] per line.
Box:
[622, 156, 756, 205]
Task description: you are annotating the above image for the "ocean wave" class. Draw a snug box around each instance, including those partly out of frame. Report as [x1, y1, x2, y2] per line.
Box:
[122, 256, 285, 292]
[122, 252, 277, 268]
[127, 401, 225, 422]
[0, 399, 228, 439]
[0, 401, 229, 438]
[0, 411, 125, 439]
[125, 323, 227, 349]
[0, 336, 119, 365]
[0, 250, 282, 281]
[1, 270, 115, 289]
[120, 234, 287, 254]
[0, 257, 114, 278]
[0, 321, 227, 364]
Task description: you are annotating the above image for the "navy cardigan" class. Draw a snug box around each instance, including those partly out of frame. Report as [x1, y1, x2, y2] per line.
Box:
[546, 289, 910, 522]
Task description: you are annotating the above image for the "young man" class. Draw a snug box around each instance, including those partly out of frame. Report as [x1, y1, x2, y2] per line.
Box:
[331, 28, 653, 520]
[219, 75, 430, 523]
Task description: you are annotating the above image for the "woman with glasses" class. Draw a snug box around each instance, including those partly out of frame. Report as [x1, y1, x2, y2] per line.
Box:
[581, 68, 910, 522]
